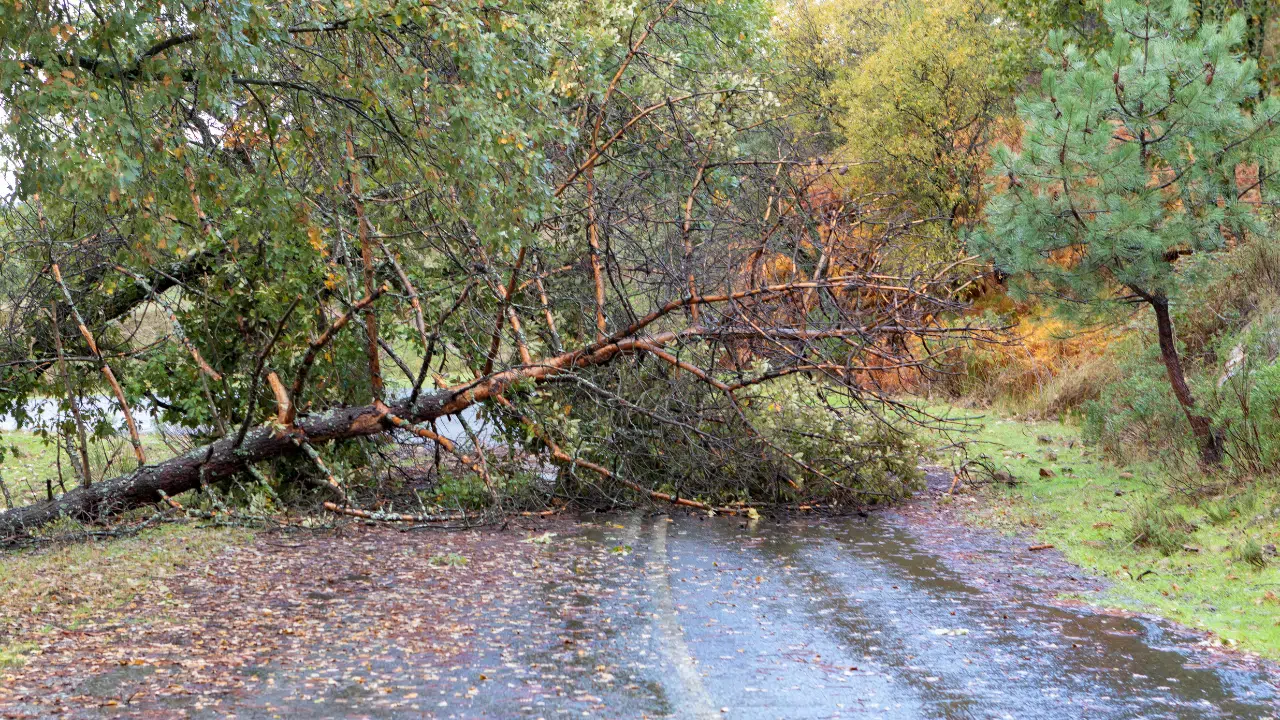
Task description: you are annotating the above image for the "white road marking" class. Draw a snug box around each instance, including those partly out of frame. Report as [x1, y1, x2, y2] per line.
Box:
[648, 517, 720, 719]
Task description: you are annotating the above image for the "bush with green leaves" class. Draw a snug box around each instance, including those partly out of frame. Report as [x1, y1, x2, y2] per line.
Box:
[748, 388, 927, 503]
[544, 367, 925, 507]
[1233, 537, 1269, 569]
[1084, 228, 1280, 475]
[1083, 337, 1193, 463]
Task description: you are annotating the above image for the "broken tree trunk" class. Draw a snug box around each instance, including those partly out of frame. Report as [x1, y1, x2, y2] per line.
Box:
[0, 334, 647, 536]
[0, 393, 453, 535]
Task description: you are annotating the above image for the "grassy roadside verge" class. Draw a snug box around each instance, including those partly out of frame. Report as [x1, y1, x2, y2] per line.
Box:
[2, 432, 251, 669]
[1, 430, 174, 508]
[0, 523, 252, 669]
[930, 407, 1280, 659]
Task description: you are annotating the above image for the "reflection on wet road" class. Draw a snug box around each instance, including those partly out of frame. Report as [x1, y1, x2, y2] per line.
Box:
[52, 513, 1276, 719]
[643, 514, 1278, 719]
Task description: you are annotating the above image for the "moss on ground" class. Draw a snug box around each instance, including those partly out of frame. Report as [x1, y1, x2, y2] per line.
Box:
[928, 408, 1280, 658]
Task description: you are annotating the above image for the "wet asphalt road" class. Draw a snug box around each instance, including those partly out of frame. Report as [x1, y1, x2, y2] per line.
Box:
[212, 512, 1279, 719]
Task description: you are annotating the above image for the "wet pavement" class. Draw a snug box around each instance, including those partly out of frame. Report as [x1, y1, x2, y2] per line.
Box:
[5, 512, 1279, 719]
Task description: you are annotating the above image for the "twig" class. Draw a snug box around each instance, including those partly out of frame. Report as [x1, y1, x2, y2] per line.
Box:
[49, 263, 147, 466]
[49, 303, 93, 487]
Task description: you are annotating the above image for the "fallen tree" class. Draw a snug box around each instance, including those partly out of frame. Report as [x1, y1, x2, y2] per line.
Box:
[0, 0, 1004, 536]
[0, 309, 995, 534]
[0, 330, 630, 533]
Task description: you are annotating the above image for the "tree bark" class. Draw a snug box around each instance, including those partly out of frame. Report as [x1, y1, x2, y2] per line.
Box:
[0, 392, 454, 535]
[1150, 296, 1224, 466]
[0, 332, 644, 536]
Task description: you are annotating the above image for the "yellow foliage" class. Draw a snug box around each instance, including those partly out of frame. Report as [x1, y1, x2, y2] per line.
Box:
[775, 0, 1024, 238]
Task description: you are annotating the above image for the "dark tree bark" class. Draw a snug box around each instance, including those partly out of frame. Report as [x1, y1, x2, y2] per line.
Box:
[0, 390, 448, 536]
[1150, 294, 1224, 466]
[0, 335, 637, 536]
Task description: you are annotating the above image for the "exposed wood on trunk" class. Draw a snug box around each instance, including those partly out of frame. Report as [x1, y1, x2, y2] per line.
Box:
[266, 371, 291, 425]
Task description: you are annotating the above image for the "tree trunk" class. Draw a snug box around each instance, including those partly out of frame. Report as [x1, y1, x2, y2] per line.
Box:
[0, 396, 432, 536]
[1150, 296, 1224, 466]
[0, 332, 645, 536]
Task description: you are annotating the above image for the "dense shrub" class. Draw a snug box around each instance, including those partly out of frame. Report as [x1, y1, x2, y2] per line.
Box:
[1209, 305, 1280, 472]
[1126, 503, 1196, 556]
[928, 307, 1123, 418]
[1063, 227, 1280, 475]
[1082, 338, 1193, 463]
[1233, 537, 1270, 570]
[1082, 293, 1280, 474]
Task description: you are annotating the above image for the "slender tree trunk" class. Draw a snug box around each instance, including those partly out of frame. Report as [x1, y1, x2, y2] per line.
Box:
[1150, 296, 1224, 466]
[51, 304, 93, 487]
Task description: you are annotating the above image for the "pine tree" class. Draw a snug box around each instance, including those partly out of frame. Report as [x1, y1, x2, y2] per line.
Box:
[977, 0, 1280, 465]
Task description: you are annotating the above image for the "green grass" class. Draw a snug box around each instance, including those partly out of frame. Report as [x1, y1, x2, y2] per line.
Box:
[1, 430, 173, 509]
[925, 407, 1280, 658]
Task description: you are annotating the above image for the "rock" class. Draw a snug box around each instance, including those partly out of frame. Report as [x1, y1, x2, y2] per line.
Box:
[1119, 471, 1134, 479]
[1039, 467, 1055, 478]
[1217, 344, 1246, 388]
[1037, 435, 1053, 444]
[1045, 451, 1058, 461]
